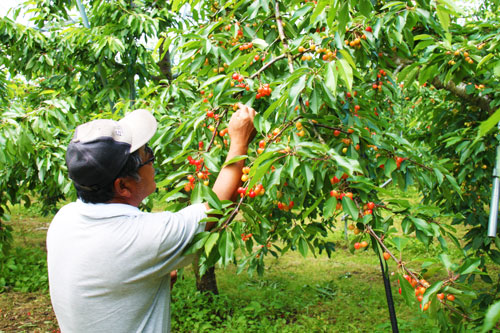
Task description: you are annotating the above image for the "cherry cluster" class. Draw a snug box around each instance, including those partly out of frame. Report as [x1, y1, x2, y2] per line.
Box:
[256, 83, 271, 99]
[277, 200, 294, 211]
[241, 233, 252, 241]
[238, 42, 252, 51]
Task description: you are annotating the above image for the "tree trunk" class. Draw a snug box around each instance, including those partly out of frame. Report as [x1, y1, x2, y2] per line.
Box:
[192, 256, 218, 295]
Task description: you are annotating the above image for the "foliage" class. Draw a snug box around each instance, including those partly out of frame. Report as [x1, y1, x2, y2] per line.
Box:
[0, 0, 499, 330]
[0, 246, 48, 293]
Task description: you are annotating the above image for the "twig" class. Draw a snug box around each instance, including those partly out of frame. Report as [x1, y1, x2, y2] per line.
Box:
[312, 123, 349, 134]
[206, 108, 228, 152]
[274, 1, 294, 73]
[250, 54, 287, 79]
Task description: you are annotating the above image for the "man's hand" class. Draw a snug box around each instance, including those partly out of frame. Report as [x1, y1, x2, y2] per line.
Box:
[170, 270, 178, 290]
[205, 104, 256, 230]
[227, 103, 256, 149]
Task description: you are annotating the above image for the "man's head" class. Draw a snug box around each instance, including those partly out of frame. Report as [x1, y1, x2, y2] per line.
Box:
[66, 109, 158, 205]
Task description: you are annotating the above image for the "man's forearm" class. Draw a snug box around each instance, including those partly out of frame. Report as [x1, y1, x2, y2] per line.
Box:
[205, 143, 247, 230]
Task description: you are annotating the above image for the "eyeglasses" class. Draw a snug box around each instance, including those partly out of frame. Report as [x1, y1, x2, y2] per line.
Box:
[138, 145, 155, 168]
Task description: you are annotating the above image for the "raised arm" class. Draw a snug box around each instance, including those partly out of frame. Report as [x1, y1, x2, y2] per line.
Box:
[204, 103, 256, 230]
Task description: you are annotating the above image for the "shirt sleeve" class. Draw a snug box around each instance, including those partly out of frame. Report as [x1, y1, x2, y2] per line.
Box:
[151, 203, 207, 273]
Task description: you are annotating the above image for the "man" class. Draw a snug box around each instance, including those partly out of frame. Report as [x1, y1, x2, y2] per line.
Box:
[47, 104, 256, 332]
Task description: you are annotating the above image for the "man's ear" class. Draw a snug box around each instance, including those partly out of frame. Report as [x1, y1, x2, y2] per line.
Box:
[113, 177, 133, 198]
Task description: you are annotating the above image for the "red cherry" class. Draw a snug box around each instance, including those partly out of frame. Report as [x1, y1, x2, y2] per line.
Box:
[354, 242, 361, 250]
[249, 190, 256, 198]
[334, 130, 341, 137]
[289, 201, 294, 208]
[206, 110, 214, 118]
[367, 202, 375, 210]
[365, 26, 373, 32]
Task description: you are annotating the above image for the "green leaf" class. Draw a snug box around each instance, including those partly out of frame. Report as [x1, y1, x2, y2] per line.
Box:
[200, 74, 225, 89]
[398, 273, 415, 306]
[263, 95, 287, 119]
[309, 0, 329, 24]
[218, 230, 234, 266]
[477, 53, 494, 69]
[202, 185, 222, 211]
[327, 0, 338, 27]
[342, 196, 358, 221]
[222, 155, 248, 167]
[337, 1, 349, 34]
[481, 300, 500, 333]
[301, 163, 314, 188]
[421, 281, 443, 309]
[323, 196, 337, 218]
[303, 196, 322, 219]
[438, 253, 452, 270]
[204, 232, 219, 256]
[298, 236, 308, 258]
[433, 168, 444, 185]
[384, 158, 397, 177]
[358, 0, 373, 17]
[336, 58, 353, 92]
[410, 217, 432, 235]
[289, 75, 307, 105]
[247, 156, 280, 191]
[338, 49, 356, 69]
[325, 61, 338, 95]
[184, 232, 210, 255]
[391, 237, 409, 252]
[458, 258, 481, 275]
[436, 5, 450, 31]
[478, 108, 500, 138]
[445, 174, 461, 196]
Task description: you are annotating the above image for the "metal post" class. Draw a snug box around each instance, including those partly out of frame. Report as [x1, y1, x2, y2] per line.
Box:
[488, 124, 500, 238]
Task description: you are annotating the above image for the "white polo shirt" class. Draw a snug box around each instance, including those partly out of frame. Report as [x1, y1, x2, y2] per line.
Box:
[47, 200, 206, 333]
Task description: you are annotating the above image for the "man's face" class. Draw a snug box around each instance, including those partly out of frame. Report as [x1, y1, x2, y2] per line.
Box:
[134, 145, 157, 201]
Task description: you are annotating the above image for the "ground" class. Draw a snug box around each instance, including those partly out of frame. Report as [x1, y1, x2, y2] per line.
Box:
[0, 194, 486, 332]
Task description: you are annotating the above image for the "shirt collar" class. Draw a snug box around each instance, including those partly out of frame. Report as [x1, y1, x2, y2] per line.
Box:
[75, 199, 141, 219]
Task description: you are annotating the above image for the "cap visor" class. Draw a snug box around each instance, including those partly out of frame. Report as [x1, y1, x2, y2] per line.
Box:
[119, 109, 158, 152]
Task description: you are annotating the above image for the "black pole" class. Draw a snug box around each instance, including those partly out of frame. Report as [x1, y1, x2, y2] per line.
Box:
[373, 235, 399, 333]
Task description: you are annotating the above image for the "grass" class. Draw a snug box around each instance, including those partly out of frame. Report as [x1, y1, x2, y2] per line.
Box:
[0, 188, 497, 332]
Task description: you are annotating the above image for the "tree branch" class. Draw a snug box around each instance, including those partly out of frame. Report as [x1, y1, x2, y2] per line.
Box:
[431, 76, 491, 114]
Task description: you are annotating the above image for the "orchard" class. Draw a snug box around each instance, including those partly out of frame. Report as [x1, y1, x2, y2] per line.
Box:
[0, 0, 499, 331]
